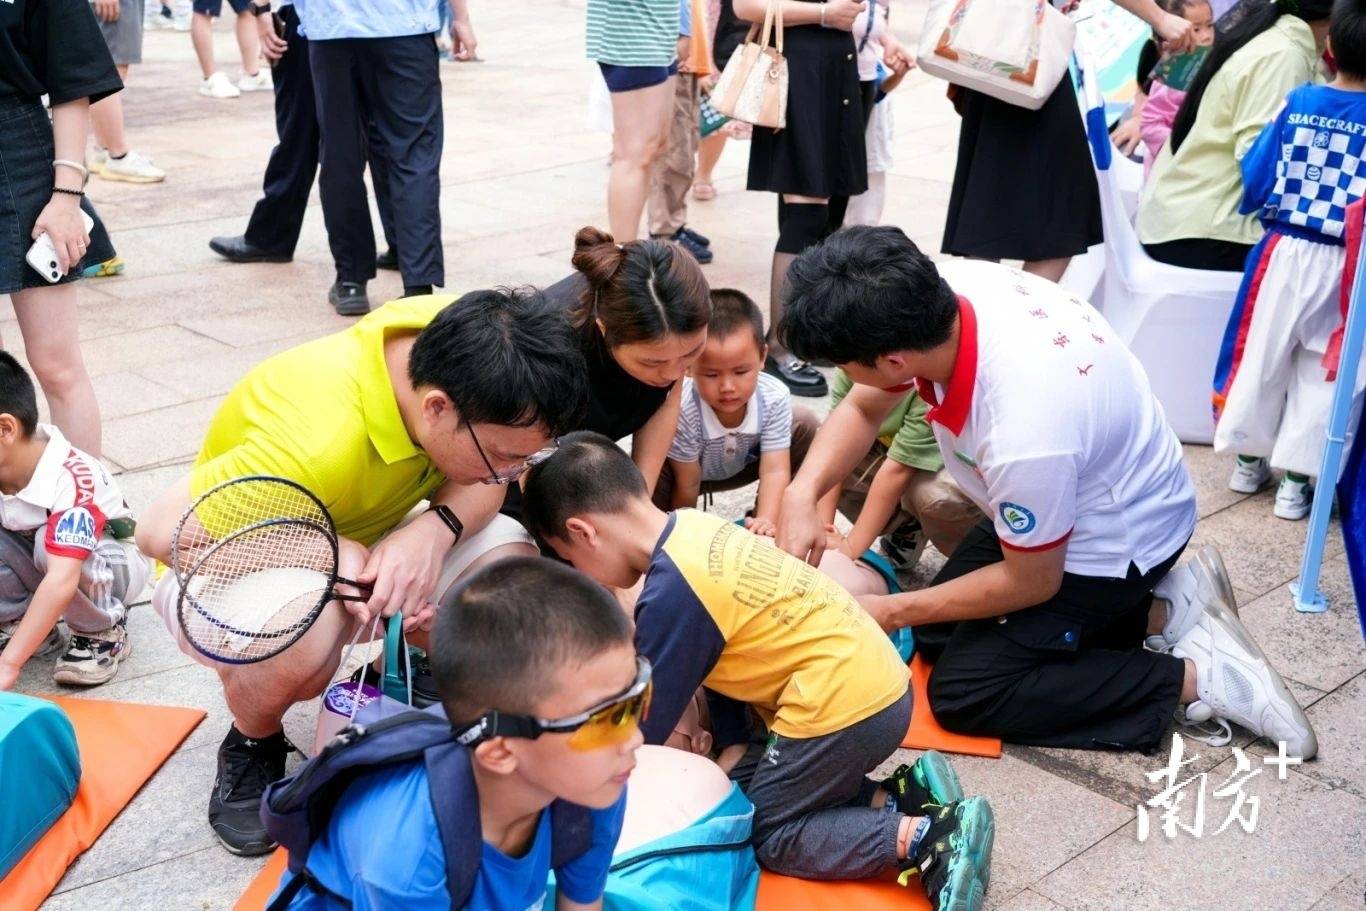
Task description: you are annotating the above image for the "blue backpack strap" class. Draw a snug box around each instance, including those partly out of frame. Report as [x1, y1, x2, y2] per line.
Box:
[425, 742, 484, 910]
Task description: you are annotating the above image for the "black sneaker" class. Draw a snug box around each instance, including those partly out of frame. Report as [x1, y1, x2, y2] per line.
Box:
[209, 726, 290, 855]
[883, 750, 965, 816]
[882, 518, 928, 577]
[900, 797, 995, 911]
[764, 354, 828, 397]
[376, 247, 400, 270]
[679, 225, 711, 247]
[664, 228, 714, 264]
[328, 280, 370, 317]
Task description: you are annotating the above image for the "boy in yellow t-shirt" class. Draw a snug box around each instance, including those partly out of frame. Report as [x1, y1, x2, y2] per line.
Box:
[522, 432, 996, 911]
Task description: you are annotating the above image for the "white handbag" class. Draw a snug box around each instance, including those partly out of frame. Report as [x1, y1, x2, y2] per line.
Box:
[710, 0, 788, 129]
[916, 0, 1076, 110]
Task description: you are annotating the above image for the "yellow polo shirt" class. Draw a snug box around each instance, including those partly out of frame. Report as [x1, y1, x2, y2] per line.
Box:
[189, 296, 455, 545]
[1137, 17, 1323, 247]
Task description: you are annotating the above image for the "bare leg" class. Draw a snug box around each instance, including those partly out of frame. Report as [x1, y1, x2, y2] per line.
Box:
[234, 10, 260, 76]
[90, 65, 130, 156]
[8, 284, 101, 455]
[696, 132, 726, 186]
[191, 12, 217, 78]
[607, 78, 675, 242]
[219, 539, 370, 737]
[1022, 257, 1070, 283]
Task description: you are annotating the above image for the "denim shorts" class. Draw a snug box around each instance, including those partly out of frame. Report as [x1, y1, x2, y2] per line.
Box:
[192, 0, 251, 16]
[598, 60, 678, 93]
[0, 97, 115, 295]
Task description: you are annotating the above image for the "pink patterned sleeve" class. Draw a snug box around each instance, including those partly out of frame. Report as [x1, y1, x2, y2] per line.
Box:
[1140, 82, 1187, 172]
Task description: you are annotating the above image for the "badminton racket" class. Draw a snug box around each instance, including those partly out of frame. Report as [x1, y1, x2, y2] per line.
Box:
[170, 475, 371, 664]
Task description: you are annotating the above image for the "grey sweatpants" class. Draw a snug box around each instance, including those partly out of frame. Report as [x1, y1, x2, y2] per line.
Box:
[731, 691, 912, 879]
[0, 528, 148, 633]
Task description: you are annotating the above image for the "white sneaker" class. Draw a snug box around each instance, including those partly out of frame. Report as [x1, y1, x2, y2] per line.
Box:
[88, 146, 108, 176]
[146, 8, 176, 28]
[1274, 475, 1313, 521]
[237, 69, 273, 92]
[98, 150, 167, 184]
[1148, 546, 1238, 651]
[1171, 599, 1317, 759]
[200, 71, 241, 99]
[52, 621, 131, 687]
[1228, 456, 1272, 493]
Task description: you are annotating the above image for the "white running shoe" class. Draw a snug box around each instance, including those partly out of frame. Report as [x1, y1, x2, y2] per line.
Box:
[1228, 456, 1272, 494]
[87, 146, 108, 176]
[1148, 546, 1238, 651]
[200, 71, 241, 99]
[1171, 599, 1317, 759]
[237, 69, 274, 92]
[1274, 475, 1313, 521]
[98, 150, 167, 184]
[52, 621, 131, 687]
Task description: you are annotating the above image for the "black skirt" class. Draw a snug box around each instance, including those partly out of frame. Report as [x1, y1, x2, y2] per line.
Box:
[942, 78, 1102, 262]
[747, 22, 867, 199]
[0, 96, 115, 294]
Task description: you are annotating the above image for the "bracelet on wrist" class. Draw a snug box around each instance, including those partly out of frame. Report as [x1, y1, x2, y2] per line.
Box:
[51, 187, 85, 198]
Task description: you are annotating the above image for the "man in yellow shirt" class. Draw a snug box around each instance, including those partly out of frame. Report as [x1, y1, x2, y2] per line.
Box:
[135, 289, 587, 856]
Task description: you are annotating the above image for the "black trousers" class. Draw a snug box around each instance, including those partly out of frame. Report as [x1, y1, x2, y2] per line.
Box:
[914, 520, 1187, 752]
[243, 8, 396, 258]
[1141, 237, 1253, 272]
[310, 34, 443, 287]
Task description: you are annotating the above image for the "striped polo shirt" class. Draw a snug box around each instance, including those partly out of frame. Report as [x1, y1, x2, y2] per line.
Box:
[586, 0, 679, 67]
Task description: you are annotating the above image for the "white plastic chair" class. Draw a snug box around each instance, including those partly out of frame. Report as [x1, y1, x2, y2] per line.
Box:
[1075, 52, 1242, 444]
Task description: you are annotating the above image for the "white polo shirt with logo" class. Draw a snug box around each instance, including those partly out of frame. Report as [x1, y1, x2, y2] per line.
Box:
[904, 262, 1196, 579]
[0, 424, 134, 561]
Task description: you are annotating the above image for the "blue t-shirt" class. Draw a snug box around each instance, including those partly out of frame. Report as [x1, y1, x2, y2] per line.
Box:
[275, 760, 627, 911]
[1240, 84, 1366, 243]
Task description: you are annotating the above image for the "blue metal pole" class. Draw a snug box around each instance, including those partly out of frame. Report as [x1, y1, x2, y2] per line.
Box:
[1291, 213, 1366, 613]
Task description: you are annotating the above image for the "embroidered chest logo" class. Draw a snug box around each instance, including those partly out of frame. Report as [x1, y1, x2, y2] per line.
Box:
[999, 502, 1036, 534]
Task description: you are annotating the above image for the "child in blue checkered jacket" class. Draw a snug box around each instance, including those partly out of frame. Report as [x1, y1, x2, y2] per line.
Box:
[1212, 0, 1366, 521]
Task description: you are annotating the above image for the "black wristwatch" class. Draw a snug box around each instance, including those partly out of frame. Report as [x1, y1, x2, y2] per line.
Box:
[251, 2, 272, 16]
[427, 504, 464, 543]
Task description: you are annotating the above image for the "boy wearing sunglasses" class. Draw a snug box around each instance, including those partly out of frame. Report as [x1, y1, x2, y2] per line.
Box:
[522, 432, 997, 911]
[271, 557, 645, 910]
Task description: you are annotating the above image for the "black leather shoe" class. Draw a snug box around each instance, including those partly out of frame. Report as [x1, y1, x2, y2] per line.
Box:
[403, 284, 433, 298]
[328, 280, 370, 317]
[209, 235, 292, 264]
[376, 247, 399, 271]
[679, 225, 711, 247]
[764, 354, 828, 397]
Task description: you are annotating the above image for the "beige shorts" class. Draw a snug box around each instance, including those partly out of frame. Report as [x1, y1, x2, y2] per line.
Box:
[153, 513, 534, 667]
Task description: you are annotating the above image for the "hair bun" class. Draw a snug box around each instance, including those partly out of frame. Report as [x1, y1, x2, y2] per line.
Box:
[571, 226, 627, 287]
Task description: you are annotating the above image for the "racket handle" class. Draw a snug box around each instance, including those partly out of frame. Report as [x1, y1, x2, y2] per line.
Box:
[333, 575, 374, 603]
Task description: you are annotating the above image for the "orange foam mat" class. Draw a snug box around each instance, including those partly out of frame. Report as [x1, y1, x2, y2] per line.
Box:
[902, 655, 1002, 758]
[0, 696, 205, 911]
[235, 847, 288, 911]
[758, 869, 932, 910]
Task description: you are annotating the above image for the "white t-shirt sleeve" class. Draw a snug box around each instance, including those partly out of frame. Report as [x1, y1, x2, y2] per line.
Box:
[759, 375, 793, 453]
[982, 452, 1078, 552]
[668, 380, 703, 463]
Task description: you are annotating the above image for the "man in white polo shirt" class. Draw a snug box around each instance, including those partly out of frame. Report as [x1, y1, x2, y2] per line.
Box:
[774, 226, 1316, 758]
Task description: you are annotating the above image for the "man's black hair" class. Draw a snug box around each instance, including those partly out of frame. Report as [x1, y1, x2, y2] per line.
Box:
[432, 556, 633, 723]
[1332, 0, 1366, 80]
[777, 226, 959, 367]
[409, 288, 588, 438]
[707, 288, 766, 352]
[0, 352, 39, 436]
[520, 431, 647, 543]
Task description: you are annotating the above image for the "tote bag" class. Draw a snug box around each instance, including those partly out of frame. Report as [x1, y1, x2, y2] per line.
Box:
[917, 0, 1075, 110]
[710, 0, 787, 129]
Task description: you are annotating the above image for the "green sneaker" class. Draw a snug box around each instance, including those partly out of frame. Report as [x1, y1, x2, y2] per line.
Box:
[883, 750, 966, 815]
[900, 796, 996, 911]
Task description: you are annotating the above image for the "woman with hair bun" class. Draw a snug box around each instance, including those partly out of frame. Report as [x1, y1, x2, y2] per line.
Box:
[544, 225, 712, 490]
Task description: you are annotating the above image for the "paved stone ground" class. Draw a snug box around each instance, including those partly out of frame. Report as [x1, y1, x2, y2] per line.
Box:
[3, 1, 1363, 908]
